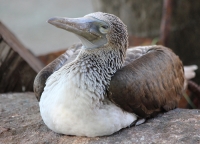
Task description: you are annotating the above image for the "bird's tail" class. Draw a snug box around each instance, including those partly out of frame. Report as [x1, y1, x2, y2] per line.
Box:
[184, 65, 198, 89]
[184, 65, 198, 80]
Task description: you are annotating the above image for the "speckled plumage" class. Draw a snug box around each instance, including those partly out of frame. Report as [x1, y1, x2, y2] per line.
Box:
[86, 12, 128, 50]
[38, 12, 138, 137]
[44, 46, 124, 103]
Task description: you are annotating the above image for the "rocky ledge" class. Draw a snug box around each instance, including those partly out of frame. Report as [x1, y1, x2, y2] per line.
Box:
[0, 93, 200, 144]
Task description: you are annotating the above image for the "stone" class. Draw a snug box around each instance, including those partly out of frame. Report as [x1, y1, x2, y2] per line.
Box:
[0, 93, 200, 144]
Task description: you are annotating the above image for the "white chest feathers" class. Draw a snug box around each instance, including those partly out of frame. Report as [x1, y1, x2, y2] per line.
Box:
[39, 65, 137, 137]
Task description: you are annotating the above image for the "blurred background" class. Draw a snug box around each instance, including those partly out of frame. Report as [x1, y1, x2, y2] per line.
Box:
[1, 0, 200, 66]
[0, 0, 98, 55]
[1, 0, 200, 108]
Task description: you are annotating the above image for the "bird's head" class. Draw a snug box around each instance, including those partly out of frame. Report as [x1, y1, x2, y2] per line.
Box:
[48, 12, 128, 53]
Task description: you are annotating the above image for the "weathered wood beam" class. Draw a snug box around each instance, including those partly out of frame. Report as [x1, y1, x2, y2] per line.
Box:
[160, 0, 173, 46]
[0, 22, 44, 93]
[0, 22, 44, 72]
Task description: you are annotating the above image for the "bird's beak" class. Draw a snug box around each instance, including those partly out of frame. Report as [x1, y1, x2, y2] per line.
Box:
[48, 16, 108, 49]
[48, 16, 99, 42]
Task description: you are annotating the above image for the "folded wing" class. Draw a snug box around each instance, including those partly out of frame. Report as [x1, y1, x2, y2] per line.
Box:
[108, 45, 185, 118]
[34, 43, 82, 101]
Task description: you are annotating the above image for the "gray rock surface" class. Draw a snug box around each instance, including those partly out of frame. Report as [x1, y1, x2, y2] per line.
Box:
[0, 93, 200, 144]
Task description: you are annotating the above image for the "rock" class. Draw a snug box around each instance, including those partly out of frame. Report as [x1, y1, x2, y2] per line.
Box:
[0, 93, 200, 144]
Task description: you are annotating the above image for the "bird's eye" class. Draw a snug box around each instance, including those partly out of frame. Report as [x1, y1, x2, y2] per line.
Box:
[101, 25, 108, 29]
[99, 25, 109, 34]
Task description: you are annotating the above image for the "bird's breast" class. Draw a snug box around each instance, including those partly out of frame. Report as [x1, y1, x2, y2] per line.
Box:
[39, 69, 137, 137]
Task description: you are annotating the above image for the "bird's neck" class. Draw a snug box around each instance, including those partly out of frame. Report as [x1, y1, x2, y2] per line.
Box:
[70, 46, 124, 101]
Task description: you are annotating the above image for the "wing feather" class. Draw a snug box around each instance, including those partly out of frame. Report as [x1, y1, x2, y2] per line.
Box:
[108, 45, 184, 118]
[34, 43, 82, 101]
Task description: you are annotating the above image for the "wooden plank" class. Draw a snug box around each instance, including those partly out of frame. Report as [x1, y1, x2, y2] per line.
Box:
[0, 49, 36, 92]
[160, 0, 173, 46]
[0, 41, 7, 67]
[1, 55, 21, 92]
[0, 41, 7, 56]
[0, 22, 44, 73]
[0, 35, 2, 43]
[0, 47, 35, 92]
[0, 22, 44, 92]
[5, 59, 24, 92]
[0, 48, 16, 75]
[16, 63, 36, 91]
[0, 44, 11, 63]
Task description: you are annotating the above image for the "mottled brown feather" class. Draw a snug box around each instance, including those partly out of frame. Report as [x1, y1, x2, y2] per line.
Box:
[108, 45, 184, 118]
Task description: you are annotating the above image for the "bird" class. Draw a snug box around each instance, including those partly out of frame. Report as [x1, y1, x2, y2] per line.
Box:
[34, 12, 188, 137]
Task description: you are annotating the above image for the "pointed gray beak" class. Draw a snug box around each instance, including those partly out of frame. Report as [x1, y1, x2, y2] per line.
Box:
[48, 16, 108, 49]
[48, 16, 99, 41]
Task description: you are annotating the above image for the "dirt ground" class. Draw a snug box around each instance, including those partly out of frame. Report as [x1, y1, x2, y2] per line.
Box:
[0, 93, 200, 144]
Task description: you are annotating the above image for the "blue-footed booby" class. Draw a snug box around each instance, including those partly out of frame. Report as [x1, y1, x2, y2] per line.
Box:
[34, 12, 187, 137]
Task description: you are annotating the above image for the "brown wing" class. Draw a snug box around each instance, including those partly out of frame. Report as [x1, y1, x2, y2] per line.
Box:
[108, 45, 184, 118]
[34, 43, 82, 101]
